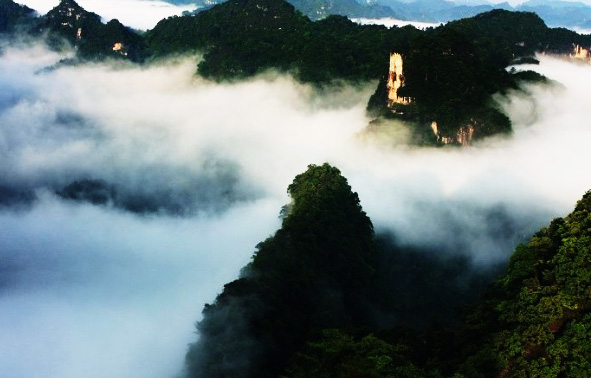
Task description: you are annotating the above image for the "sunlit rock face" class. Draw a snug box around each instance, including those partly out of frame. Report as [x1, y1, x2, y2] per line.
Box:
[430, 121, 475, 146]
[387, 53, 413, 106]
[112, 42, 128, 56]
[572, 44, 591, 63]
[387, 54, 476, 146]
[45, 0, 99, 48]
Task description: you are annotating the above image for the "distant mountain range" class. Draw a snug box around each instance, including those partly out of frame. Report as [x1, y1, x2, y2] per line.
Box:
[2, 0, 590, 146]
[169, 0, 591, 30]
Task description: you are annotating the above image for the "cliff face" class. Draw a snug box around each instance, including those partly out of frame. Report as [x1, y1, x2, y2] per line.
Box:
[368, 41, 514, 146]
[572, 44, 591, 63]
[37, 0, 147, 61]
[43, 0, 100, 48]
[0, 0, 36, 33]
[387, 53, 413, 106]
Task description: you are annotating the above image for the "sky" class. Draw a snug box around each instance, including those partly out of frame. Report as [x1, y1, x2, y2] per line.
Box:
[1, 35, 591, 378]
[460, 0, 591, 5]
[15, 0, 197, 30]
[14, 0, 591, 30]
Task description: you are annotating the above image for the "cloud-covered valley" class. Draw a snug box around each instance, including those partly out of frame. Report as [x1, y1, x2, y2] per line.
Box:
[1, 40, 591, 378]
[15, 0, 196, 30]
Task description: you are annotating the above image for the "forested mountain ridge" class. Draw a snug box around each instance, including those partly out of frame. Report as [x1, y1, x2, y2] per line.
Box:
[185, 164, 378, 378]
[3, 1, 591, 376]
[185, 164, 591, 377]
[3, 0, 590, 144]
[367, 9, 591, 144]
[145, 0, 591, 144]
[1, 0, 147, 62]
[39, 0, 147, 61]
[456, 191, 591, 377]
[172, 0, 403, 20]
[166, 0, 591, 30]
[0, 0, 35, 33]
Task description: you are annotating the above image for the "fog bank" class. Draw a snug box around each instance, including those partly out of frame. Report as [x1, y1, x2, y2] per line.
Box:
[15, 0, 197, 30]
[1, 43, 591, 378]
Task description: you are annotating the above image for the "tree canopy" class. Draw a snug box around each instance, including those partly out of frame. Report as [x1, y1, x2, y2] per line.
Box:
[457, 191, 591, 377]
[185, 164, 376, 378]
[186, 166, 591, 378]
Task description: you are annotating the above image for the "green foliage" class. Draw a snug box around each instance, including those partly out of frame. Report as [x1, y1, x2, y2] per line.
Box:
[5, 0, 591, 144]
[186, 163, 376, 378]
[287, 0, 399, 21]
[146, 0, 419, 83]
[29, 0, 147, 62]
[187, 173, 591, 378]
[146, 2, 590, 143]
[0, 0, 35, 33]
[459, 191, 591, 377]
[285, 329, 438, 378]
[78, 19, 147, 61]
[446, 10, 548, 69]
[367, 9, 589, 144]
[393, 25, 514, 140]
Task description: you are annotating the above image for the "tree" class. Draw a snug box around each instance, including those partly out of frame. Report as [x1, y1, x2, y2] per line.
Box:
[459, 191, 591, 377]
[185, 163, 376, 378]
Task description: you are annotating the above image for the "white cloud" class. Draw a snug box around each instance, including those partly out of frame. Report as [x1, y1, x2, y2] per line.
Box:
[352, 17, 442, 29]
[15, 0, 197, 30]
[1, 43, 591, 378]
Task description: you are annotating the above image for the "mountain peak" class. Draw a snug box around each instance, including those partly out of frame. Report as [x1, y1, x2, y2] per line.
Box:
[46, 0, 91, 23]
[52, 0, 85, 13]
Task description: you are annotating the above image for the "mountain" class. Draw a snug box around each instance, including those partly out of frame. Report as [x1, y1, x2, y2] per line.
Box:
[286, 0, 400, 20]
[5, 0, 590, 144]
[146, 0, 408, 82]
[381, 0, 591, 31]
[190, 0, 591, 30]
[457, 190, 591, 376]
[184, 161, 591, 377]
[4, 0, 590, 145]
[180, 0, 403, 19]
[146, 0, 590, 145]
[185, 163, 378, 378]
[519, 1, 591, 31]
[0, 0, 36, 33]
[37, 0, 147, 61]
[0, 0, 147, 62]
[163, 0, 591, 34]
[366, 9, 588, 145]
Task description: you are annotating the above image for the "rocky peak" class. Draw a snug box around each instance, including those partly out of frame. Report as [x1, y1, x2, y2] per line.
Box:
[47, 0, 86, 20]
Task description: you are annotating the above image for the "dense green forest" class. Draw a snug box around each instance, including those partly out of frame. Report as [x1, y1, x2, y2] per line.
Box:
[3, 1, 591, 375]
[0, 0, 35, 33]
[144, 1, 590, 143]
[3, 0, 591, 144]
[186, 163, 591, 378]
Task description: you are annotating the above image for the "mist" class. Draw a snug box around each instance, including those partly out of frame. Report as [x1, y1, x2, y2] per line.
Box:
[1, 38, 591, 378]
[352, 18, 442, 29]
[15, 0, 197, 30]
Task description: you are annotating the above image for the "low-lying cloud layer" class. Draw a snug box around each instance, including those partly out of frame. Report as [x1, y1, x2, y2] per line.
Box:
[15, 0, 197, 30]
[1, 40, 591, 378]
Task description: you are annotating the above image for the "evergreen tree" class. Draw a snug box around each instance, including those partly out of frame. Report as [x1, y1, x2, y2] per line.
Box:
[459, 191, 591, 377]
[185, 163, 376, 378]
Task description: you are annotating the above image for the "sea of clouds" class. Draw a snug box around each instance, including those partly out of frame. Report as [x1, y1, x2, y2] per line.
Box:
[15, 0, 197, 30]
[1, 38, 591, 378]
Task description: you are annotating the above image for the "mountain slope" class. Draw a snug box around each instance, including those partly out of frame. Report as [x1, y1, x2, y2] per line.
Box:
[458, 190, 591, 377]
[146, 0, 407, 81]
[0, 0, 36, 33]
[287, 0, 400, 20]
[185, 163, 377, 378]
[37, 0, 147, 61]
